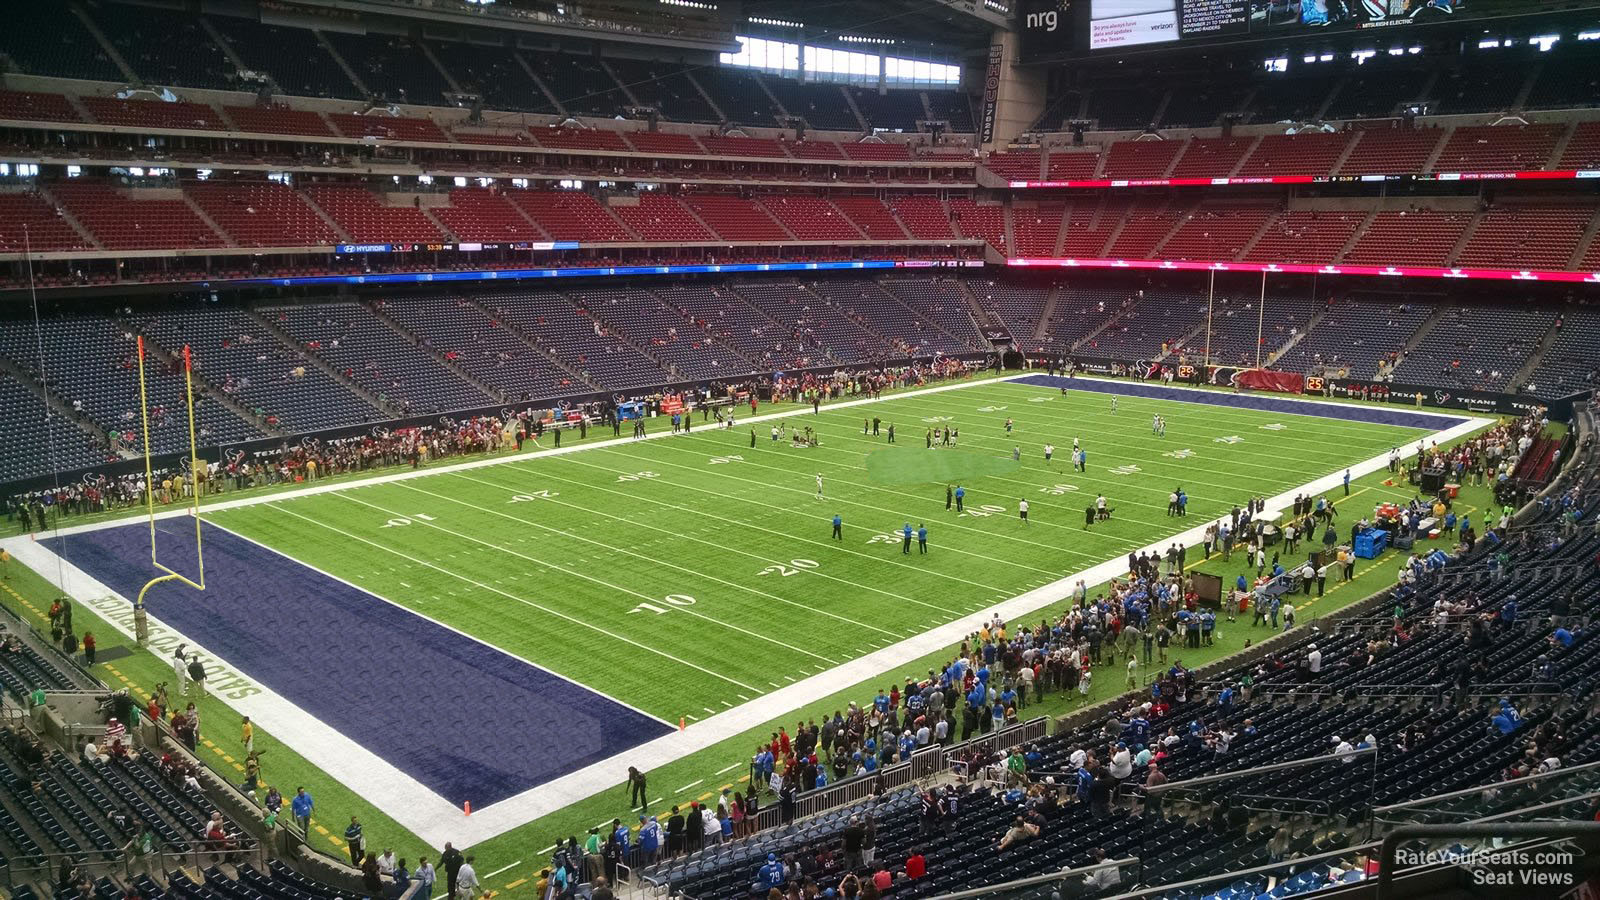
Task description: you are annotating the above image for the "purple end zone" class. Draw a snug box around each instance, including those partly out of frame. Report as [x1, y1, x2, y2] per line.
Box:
[46, 521, 671, 807]
[1013, 375, 1470, 431]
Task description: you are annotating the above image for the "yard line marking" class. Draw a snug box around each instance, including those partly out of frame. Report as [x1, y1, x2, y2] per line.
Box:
[520, 465, 1006, 597]
[703, 707, 716, 715]
[715, 762, 741, 776]
[676, 779, 704, 793]
[484, 861, 523, 880]
[538, 845, 555, 854]
[557, 453, 1061, 579]
[267, 502, 760, 693]
[425, 474, 902, 637]
[339, 491, 834, 665]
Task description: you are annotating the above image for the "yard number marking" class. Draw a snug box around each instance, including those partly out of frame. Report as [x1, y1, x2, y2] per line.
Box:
[758, 559, 820, 577]
[629, 594, 698, 615]
[381, 513, 437, 527]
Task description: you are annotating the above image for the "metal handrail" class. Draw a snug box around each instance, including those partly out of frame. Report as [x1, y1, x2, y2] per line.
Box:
[927, 856, 1139, 900]
[1372, 759, 1600, 818]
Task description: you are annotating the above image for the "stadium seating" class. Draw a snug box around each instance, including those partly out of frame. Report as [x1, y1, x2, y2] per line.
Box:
[614, 194, 714, 242]
[0, 4, 124, 83]
[683, 194, 791, 242]
[568, 287, 747, 381]
[525, 51, 632, 119]
[0, 315, 262, 454]
[1323, 59, 1428, 121]
[0, 193, 94, 253]
[1161, 78, 1249, 129]
[1199, 293, 1319, 367]
[1100, 140, 1183, 180]
[606, 58, 720, 124]
[875, 278, 983, 351]
[269, 301, 492, 413]
[506, 191, 630, 242]
[1431, 124, 1565, 173]
[49, 181, 225, 252]
[1044, 150, 1100, 181]
[765, 81, 858, 132]
[1090, 289, 1208, 358]
[1454, 205, 1594, 271]
[1236, 133, 1350, 178]
[732, 281, 886, 363]
[322, 32, 451, 107]
[700, 135, 787, 158]
[132, 306, 376, 432]
[1279, 296, 1432, 379]
[654, 283, 793, 369]
[924, 91, 975, 132]
[626, 132, 707, 156]
[1392, 303, 1555, 392]
[968, 280, 1050, 349]
[1337, 126, 1445, 176]
[80, 97, 225, 132]
[0, 376, 108, 482]
[1248, 73, 1334, 123]
[427, 41, 557, 116]
[888, 197, 953, 241]
[1058, 198, 1124, 258]
[1243, 210, 1365, 265]
[475, 290, 673, 388]
[1526, 50, 1600, 111]
[847, 89, 925, 133]
[527, 126, 630, 153]
[0, 91, 83, 125]
[378, 294, 578, 399]
[327, 113, 450, 143]
[692, 68, 777, 128]
[761, 196, 863, 241]
[1085, 86, 1163, 131]
[1158, 201, 1277, 262]
[1169, 137, 1255, 179]
[841, 141, 914, 163]
[207, 16, 360, 100]
[1011, 203, 1066, 258]
[431, 188, 543, 243]
[1341, 210, 1472, 267]
[1525, 308, 1600, 399]
[1105, 198, 1189, 259]
[981, 152, 1042, 181]
[221, 104, 336, 138]
[185, 180, 342, 248]
[302, 186, 445, 244]
[1558, 121, 1600, 170]
[92, 2, 238, 92]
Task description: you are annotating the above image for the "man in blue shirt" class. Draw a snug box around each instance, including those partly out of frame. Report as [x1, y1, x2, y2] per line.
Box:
[874, 690, 890, 714]
[917, 524, 928, 554]
[291, 787, 314, 833]
[831, 514, 842, 540]
[756, 853, 786, 891]
[954, 485, 965, 512]
[902, 522, 913, 554]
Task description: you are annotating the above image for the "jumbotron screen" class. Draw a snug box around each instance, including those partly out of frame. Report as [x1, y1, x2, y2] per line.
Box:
[1019, 0, 1589, 57]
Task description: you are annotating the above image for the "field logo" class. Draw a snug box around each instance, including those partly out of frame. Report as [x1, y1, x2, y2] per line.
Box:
[1213, 435, 1244, 444]
[1163, 448, 1195, 459]
[1259, 423, 1287, 431]
[976, 405, 1007, 412]
[1039, 483, 1079, 495]
[1108, 464, 1141, 476]
[921, 416, 954, 423]
[1027, 396, 1053, 403]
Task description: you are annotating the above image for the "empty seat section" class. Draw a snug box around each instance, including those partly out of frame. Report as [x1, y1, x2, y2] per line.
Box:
[524, 50, 630, 118]
[765, 81, 857, 131]
[1432, 124, 1564, 173]
[380, 295, 575, 398]
[1281, 297, 1431, 378]
[507, 190, 632, 242]
[328, 113, 449, 143]
[208, 16, 360, 99]
[222, 105, 335, 137]
[0, 193, 92, 252]
[1170, 137, 1255, 178]
[606, 58, 719, 123]
[302, 186, 445, 244]
[888, 197, 952, 240]
[613, 194, 712, 241]
[1342, 210, 1471, 267]
[833, 197, 909, 240]
[1160, 201, 1277, 261]
[1045, 150, 1100, 180]
[1338, 127, 1444, 175]
[0, 91, 82, 124]
[186, 180, 340, 248]
[1105, 198, 1185, 258]
[683, 195, 789, 241]
[0, 4, 123, 81]
[760, 196, 863, 241]
[1392, 304, 1554, 392]
[840, 142, 913, 162]
[0, 375, 108, 482]
[566, 288, 741, 381]
[981, 151, 1041, 181]
[323, 31, 451, 106]
[924, 90, 974, 132]
[1011, 203, 1065, 257]
[1236, 132, 1350, 178]
[91, 2, 236, 91]
[732, 281, 883, 363]
[428, 40, 557, 115]
[1101, 140, 1183, 180]
[692, 68, 777, 127]
[1456, 206, 1593, 270]
[1558, 121, 1600, 169]
[433, 188, 543, 243]
[527, 126, 630, 152]
[81, 97, 225, 131]
[477, 290, 672, 388]
[1244, 210, 1365, 264]
[848, 88, 924, 131]
[625, 132, 706, 155]
[133, 306, 375, 431]
[948, 199, 1006, 254]
[50, 181, 224, 251]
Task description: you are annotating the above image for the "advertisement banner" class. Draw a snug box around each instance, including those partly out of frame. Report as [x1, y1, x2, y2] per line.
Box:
[980, 42, 1004, 145]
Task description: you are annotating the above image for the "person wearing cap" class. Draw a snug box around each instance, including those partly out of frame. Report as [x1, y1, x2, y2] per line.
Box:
[1333, 735, 1356, 763]
[638, 813, 661, 862]
[756, 852, 787, 891]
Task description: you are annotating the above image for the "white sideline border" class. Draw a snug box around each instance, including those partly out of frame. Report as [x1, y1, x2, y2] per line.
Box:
[6, 373, 1492, 848]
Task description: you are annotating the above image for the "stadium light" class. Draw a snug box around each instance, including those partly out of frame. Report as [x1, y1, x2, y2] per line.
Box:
[1532, 34, 1560, 51]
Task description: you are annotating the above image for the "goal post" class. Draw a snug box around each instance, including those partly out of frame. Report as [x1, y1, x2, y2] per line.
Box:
[132, 337, 206, 645]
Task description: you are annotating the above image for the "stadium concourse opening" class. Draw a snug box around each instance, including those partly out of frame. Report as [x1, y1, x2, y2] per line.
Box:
[1, 0, 1599, 895]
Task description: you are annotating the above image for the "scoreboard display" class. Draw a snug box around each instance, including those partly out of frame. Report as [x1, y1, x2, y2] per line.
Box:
[1020, 0, 1593, 60]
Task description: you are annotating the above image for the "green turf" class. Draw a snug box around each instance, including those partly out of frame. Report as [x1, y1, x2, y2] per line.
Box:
[14, 375, 1493, 895]
[199, 380, 1430, 722]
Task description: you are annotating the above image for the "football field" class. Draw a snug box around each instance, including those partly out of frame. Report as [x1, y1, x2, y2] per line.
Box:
[12, 373, 1484, 847]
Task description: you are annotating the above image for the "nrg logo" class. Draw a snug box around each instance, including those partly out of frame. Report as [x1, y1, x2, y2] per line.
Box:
[1026, 9, 1058, 31]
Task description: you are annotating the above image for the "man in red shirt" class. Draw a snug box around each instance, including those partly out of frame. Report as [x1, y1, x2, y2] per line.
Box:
[903, 850, 926, 880]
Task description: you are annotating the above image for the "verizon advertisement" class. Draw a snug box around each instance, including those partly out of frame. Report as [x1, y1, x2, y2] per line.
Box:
[1090, 0, 1179, 49]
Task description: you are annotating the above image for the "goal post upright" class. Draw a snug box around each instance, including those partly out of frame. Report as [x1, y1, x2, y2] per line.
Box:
[132, 338, 206, 645]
